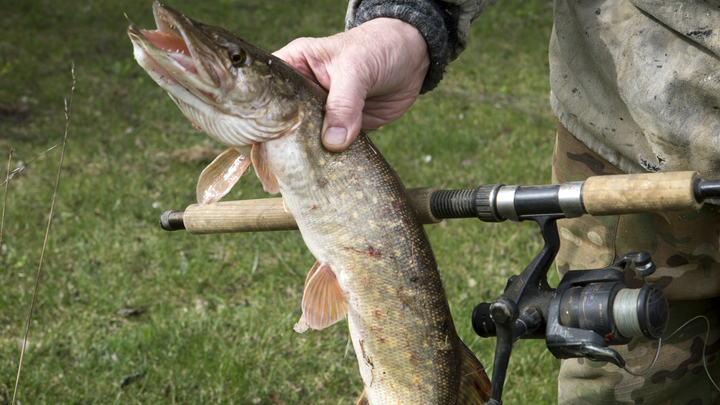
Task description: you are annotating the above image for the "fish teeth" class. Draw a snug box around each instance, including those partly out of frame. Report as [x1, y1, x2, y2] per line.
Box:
[162, 15, 177, 30]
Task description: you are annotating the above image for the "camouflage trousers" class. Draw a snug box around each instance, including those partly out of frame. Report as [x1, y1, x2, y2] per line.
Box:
[553, 122, 720, 405]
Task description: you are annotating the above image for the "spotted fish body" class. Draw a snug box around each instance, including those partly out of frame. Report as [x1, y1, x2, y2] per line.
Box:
[265, 123, 484, 404]
[128, 3, 490, 403]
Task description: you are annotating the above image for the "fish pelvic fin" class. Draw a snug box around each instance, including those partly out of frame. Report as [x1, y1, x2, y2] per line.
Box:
[196, 148, 251, 206]
[293, 261, 348, 333]
[456, 339, 492, 404]
[251, 142, 280, 194]
[355, 390, 369, 405]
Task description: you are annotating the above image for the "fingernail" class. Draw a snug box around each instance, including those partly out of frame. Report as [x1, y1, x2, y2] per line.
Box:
[324, 127, 347, 146]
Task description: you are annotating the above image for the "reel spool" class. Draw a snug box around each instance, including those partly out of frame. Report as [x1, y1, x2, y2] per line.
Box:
[557, 281, 668, 342]
[473, 251, 669, 367]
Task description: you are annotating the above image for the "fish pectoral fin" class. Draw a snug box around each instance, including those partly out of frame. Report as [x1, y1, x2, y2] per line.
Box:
[196, 148, 251, 206]
[251, 142, 280, 195]
[355, 390, 369, 405]
[456, 339, 492, 404]
[293, 261, 348, 333]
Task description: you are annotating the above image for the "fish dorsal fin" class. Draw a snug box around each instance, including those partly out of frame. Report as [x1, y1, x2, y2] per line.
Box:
[456, 340, 492, 404]
[355, 390, 369, 405]
[251, 142, 280, 194]
[293, 261, 348, 333]
[196, 148, 251, 206]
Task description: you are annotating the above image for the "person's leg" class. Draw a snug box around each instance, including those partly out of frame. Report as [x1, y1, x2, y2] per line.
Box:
[553, 122, 720, 404]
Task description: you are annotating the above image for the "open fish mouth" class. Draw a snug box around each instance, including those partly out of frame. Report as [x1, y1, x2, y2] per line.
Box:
[127, 1, 303, 148]
[127, 1, 223, 104]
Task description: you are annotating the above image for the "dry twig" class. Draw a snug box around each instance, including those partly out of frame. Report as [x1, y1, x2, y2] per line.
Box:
[12, 63, 75, 404]
[0, 148, 12, 252]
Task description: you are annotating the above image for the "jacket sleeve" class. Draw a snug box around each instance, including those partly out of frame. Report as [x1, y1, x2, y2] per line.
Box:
[345, 0, 487, 93]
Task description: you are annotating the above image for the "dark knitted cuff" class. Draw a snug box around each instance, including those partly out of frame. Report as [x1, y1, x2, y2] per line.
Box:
[350, 0, 459, 94]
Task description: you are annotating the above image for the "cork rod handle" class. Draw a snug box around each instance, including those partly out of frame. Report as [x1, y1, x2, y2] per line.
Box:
[582, 171, 701, 216]
[179, 187, 440, 234]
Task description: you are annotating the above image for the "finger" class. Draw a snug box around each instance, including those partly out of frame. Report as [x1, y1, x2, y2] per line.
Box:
[272, 39, 319, 84]
[321, 69, 370, 152]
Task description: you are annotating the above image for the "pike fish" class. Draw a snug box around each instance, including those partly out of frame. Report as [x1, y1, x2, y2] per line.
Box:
[128, 3, 490, 404]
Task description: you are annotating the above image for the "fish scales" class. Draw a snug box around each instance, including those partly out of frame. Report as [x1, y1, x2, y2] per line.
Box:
[265, 121, 460, 402]
[128, 2, 490, 404]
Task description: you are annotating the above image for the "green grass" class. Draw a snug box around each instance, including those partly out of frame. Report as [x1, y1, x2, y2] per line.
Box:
[0, 0, 558, 403]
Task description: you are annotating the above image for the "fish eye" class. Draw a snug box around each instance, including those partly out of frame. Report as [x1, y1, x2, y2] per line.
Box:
[229, 49, 247, 66]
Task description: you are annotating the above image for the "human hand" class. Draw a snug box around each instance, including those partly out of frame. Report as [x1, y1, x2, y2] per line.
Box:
[274, 18, 429, 152]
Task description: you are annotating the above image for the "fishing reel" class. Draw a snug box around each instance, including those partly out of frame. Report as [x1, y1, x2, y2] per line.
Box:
[469, 216, 669, 405]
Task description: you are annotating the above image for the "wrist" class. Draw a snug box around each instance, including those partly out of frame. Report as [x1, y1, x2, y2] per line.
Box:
[350, 0, 456, 93]
[355, 18, 429, 71]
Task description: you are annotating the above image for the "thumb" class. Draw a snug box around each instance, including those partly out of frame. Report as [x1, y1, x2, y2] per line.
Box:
[321, 71, 368, 152]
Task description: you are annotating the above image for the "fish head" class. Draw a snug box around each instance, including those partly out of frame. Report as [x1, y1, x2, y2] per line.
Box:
[127, 1, 303, 148]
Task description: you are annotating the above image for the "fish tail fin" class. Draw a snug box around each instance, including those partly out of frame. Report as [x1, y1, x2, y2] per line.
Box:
[456, 339, 491, 404]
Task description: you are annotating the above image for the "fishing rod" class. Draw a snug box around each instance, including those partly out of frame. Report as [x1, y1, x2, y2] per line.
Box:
[161, 171, 718, 232]
[159, 170, 720, 405]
